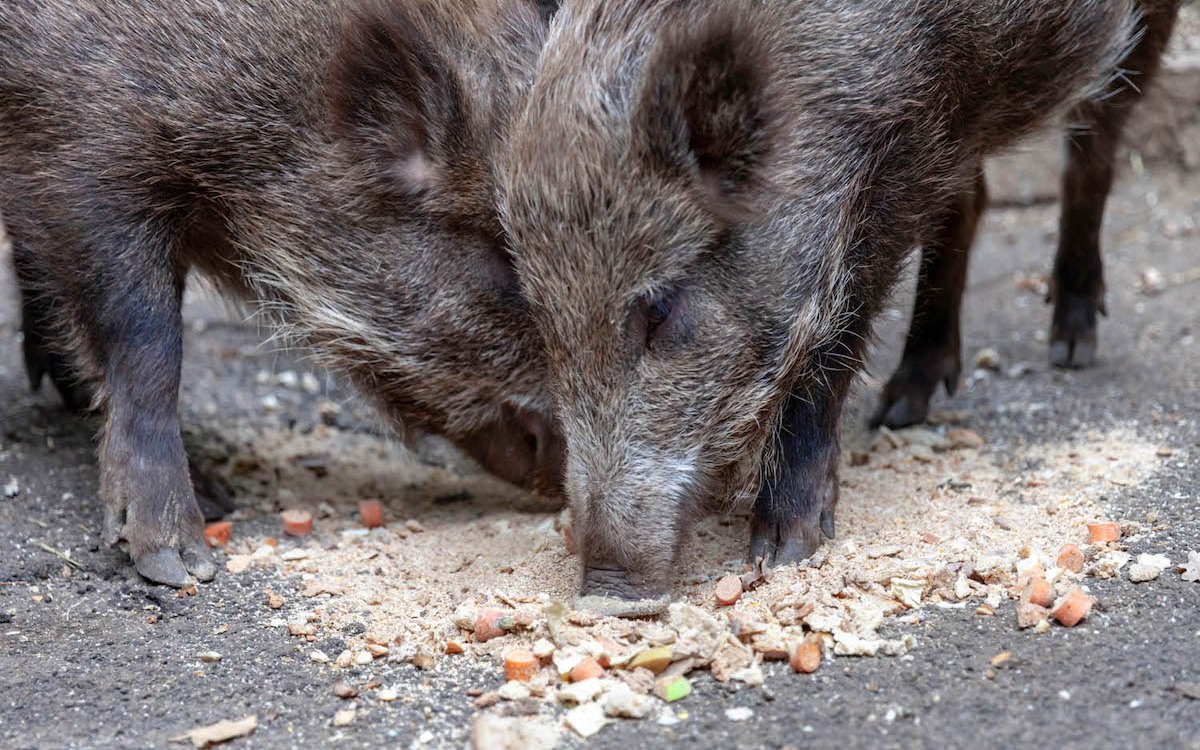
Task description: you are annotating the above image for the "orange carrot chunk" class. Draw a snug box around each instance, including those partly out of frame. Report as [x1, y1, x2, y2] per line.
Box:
[1051, 587, 1094, 627]
[1087, 522, 1120, 544]
[203, 520, 232, 548]
[1057, 544, 1085, 573]
[569, 656, 604, 682]
[358, 499, 385, 529]
[790, 636, 822, 674]
[281, 508, 313, 537]
[715, 575, 743, 607]
[504, 648, 539, 682]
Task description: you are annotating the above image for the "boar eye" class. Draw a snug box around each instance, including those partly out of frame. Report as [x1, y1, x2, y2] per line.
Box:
[483, 232, 526, 308]
[644, 290, 678, 348]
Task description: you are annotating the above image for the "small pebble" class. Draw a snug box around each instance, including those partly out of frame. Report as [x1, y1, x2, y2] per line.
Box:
[197, 651, 222, 663]
[333, 681, 358, 699]
[725, 707, 754, 722]
[564, 703, 608, 738]
[333, 709, 355, 727]
[974, 348, 1001, 370]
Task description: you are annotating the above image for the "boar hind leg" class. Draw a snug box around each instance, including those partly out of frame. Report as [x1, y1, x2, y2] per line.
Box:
[1050, 3, 1177, 368]
[871, 170, 986, 428]
[81, 226, 213, 587]
[14, 249, 95, 413]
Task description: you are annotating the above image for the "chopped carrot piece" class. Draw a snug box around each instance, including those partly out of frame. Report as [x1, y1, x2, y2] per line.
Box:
[504, 648, 539, 682]
[203, 520, 232, 548]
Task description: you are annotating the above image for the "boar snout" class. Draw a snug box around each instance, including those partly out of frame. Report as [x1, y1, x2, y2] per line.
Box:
[460, 404, 565, 498]
[580, 564, 663, 601]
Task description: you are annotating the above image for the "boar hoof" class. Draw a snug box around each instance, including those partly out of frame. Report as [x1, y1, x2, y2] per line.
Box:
[748, 515, 826, 568]
[1049, 293, 1100, 369]
[820, 509, 836, 539]
[870, 351, 959, 429]
[134, 543, 216, 588]
[871, 395, 930, 430]
[105, 501, 217, 587]
[135, 549, 195, 589]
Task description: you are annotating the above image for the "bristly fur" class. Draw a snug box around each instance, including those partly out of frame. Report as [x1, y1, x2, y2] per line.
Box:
[499, 0, 1165, 596]
[0, 0, 562, 583]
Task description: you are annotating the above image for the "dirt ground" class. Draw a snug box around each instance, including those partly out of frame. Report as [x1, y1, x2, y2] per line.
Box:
[2, 29, 1199, 750]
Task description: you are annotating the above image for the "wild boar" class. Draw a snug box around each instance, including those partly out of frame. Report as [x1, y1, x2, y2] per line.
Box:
[0, 0, 562, 587]
[495, 0, 1170, 610]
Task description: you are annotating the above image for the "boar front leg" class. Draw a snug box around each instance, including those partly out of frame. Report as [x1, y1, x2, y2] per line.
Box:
[82, 227, 214, 587]
[750, 372, 848, 566]
[871, 169, 986, 428]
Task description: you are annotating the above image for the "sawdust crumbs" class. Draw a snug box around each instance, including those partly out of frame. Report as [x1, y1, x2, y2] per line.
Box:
[210, 422, 1168, 727]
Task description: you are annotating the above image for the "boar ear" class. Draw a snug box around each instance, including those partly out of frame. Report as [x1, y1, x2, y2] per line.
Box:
[329, 3, 466, 197]
[636, 12, 775, 220]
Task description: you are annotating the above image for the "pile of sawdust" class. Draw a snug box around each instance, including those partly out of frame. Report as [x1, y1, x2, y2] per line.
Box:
[209, 420, 1168, 732]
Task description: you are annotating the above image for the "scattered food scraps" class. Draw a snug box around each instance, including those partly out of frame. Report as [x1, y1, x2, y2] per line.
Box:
[714, 575, 742, 606]
[358, 499, 385, 529]
[280, 508, 313, 537]
[203, 521, 232, 548]
[209, 424, 1167, 739]
[1057, 544, 1085, 573]
[790, 636, 822, 674]
[505, 649, 540, 682]
[1180, 552, 1200, 583]
[1051, 588, 1094, 628]
[170, 715, 257, 748]
[1087, 522, 1121, 544]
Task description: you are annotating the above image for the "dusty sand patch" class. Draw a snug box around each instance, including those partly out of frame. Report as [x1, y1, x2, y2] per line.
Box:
[206, 421, 1169, 733]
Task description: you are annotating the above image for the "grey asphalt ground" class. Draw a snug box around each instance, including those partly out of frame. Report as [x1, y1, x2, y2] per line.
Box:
[1, 59, 1198, 750]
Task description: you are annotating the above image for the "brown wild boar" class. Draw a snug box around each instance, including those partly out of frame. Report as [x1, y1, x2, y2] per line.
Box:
[0, 0, 562, 587]
[495, 0, 1176, 610]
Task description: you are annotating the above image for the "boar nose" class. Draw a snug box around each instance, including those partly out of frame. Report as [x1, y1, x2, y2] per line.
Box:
[459, 405, 565, 498]
[580, 564, 660, 599]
